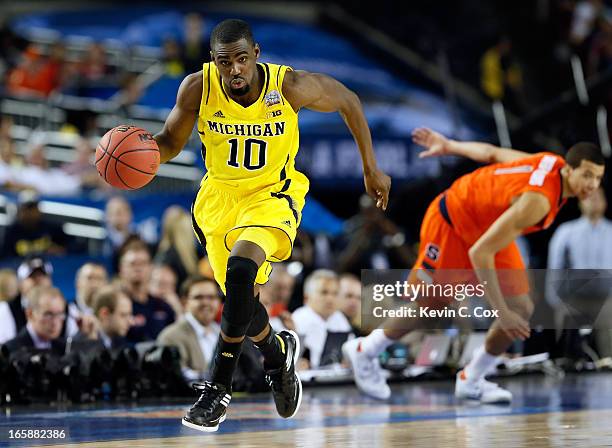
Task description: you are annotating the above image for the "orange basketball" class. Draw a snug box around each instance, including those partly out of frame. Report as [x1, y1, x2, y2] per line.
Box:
[95, 125, 160, 190]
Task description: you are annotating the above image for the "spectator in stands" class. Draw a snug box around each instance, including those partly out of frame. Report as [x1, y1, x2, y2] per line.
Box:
[88, 285, 133, 350]
[2, 191, 69, 257]
[2, 138, 82, 196]
[149, 264, 183, 316]
[157, 276, 221, 381]
[0, 19, 29, 75]
[70, 262, 108, 317]
[2, 286, 67, 355]
[154, 206, 199, 287]
[338, 273, 365, 336]
[0, 257, 79, 346]
[480, 36, 525, 112]
[6, 45, 59, 98]
[0, 269, 18, 302]
[182, 13, 209, 74]
[260, 283, 295, 332]
[546, 187, 612, 356]
[103, 196, 156, 262]
[266, 263, 295, 317]
[0, 138, 22, 167]
[570, 0, 604, 58]
[62, 137, 108, 190]
[292, 270, 354, 369]
[162, 37, 185, 78]
[337, 195, 412, 275]
[119, 240, 175, 343]
[79, 43, 111, 82]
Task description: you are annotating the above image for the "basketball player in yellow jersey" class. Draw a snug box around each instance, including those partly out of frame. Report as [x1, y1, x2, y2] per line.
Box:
[151, 19, 391, 432]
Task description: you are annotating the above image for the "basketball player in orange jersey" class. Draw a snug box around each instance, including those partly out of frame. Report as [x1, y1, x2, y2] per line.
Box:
[150, 19, 391, 431]
[344, 127, 605, 402]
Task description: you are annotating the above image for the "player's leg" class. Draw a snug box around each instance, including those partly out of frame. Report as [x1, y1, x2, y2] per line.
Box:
[456, 244, 532, 404]
[183, 238, 266, 432]
[344, 193, 463, 399]
[239, 227, 302, 418]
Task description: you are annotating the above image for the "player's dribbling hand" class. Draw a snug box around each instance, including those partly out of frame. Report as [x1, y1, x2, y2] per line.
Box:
[364, 167, 391, 210]
[412, 127, 450, 158]
[498, 309, 531, 341]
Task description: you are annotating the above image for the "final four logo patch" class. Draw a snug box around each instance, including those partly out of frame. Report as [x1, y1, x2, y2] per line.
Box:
[264, 90, 282, 107]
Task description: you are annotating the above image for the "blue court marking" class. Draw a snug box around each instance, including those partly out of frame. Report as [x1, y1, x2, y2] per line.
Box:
[2, 373, 612, 446]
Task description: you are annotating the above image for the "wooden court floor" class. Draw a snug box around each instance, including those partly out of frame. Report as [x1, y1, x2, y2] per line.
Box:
[2, 373, 612, 448]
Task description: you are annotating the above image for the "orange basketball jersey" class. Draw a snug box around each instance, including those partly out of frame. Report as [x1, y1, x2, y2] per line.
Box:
[444, 152, 567, 245]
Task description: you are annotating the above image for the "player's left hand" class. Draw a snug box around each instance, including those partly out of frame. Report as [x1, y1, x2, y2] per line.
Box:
[364, 167, 391, 210]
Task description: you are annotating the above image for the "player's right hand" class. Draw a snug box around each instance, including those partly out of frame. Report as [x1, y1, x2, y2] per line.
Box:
[412, 127, 450, 158]
[498, 309, 531, 341]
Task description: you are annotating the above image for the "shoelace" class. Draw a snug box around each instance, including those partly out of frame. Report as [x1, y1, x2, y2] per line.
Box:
[192, 382, 226, 415]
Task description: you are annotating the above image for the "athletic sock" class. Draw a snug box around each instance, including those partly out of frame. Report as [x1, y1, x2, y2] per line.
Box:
[359, 329, 395, 358]
[211, 337, 244, 390]
[253, 325, 286, 370]
[463, 346, 499, 383]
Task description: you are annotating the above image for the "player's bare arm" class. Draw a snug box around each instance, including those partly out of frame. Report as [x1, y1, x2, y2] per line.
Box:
[154, 71, 203, 163]
[282, 70, 391, 210]
[413, 127, 531, 164]
[468, 191, 551, 340]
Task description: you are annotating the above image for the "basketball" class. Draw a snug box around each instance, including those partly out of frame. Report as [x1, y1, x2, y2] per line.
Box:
[95, 125, 160, 190]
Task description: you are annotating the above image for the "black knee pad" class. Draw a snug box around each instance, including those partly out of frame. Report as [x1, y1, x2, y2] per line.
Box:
[222, 256, 259, 338]
[246, 300, 270, 338]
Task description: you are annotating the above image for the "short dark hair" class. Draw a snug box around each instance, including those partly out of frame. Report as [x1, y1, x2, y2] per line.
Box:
[180, 275, 219, 299]
[210, 19, 254, 48]
[92, 285, 125, 315]
[566, 142, 605, 168]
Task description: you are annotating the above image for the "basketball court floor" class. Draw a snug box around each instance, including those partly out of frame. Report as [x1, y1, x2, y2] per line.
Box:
[2, 373, 612, 447]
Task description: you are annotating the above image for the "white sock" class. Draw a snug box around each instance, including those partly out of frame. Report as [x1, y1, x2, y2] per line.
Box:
[359, 329, 395, 358]
[463, 346, 499, 382]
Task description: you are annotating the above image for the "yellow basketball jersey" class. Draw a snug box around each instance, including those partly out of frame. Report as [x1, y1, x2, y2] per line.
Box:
[197, 62, 305, 192]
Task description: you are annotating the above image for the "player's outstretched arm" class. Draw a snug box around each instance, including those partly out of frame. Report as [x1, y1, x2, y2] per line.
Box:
[468, 191, 550, 340]
[154, 72, 203, 163]
[283, 71, 391, 210]
[412, 127, 531, 164]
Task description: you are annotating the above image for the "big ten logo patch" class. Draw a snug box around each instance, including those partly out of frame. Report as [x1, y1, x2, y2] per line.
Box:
[266, 109, 282, 119]
[425, 243, 440, 262]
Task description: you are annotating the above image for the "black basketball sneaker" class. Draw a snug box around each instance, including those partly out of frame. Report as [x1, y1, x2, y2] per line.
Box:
[265, 330, 302, 418]
[182, 382, 231, 432]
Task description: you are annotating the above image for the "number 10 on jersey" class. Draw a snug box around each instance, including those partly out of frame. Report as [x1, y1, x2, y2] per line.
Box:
[227, 138, 267, 170]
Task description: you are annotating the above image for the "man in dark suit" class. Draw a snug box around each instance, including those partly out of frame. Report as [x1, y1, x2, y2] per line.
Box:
[3, 285, 66, 355]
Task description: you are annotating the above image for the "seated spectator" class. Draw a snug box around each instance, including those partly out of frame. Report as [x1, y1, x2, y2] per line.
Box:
[149, 264, 183, 316]
[266, 263, 296, 316]
[71, 262, 108, 315]
[104, 196, 157, 261]
[0, 268, 18, 302]
[119, 240, 175, 343]
[1, 191, 69, 257]
[154, 206, 199, 288]
[162, 37, 185, 77]
[0, 257, 53, 344]
[157, 276, 221, 381]
[62, 137, 108, 190]
[292, 270, 354, 369]
[3, 285, 67, 355]
[182, 13, 209, 74]
[2, 140, 81, 196]
[6, 45, 59, 98]
[78, 42, 112, 83]
[338, 273, 365, 336]
[87, 285, 133, 350]
[260, 283, 295, 333]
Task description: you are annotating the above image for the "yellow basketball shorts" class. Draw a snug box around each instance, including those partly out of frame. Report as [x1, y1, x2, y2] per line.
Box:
[191, 174, 308, 294]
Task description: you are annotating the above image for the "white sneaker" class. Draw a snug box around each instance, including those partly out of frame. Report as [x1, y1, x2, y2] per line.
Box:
[455, 370, 512, 404]
[342, 337, 391, 400]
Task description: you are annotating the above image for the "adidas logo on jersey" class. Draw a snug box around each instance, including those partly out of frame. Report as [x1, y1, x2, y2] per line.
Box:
[213, 110, 225, 118]
[282, 220, 292, 227]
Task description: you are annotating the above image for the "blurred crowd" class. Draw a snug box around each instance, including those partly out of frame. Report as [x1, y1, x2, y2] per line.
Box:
[0, 13, 208, 102]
